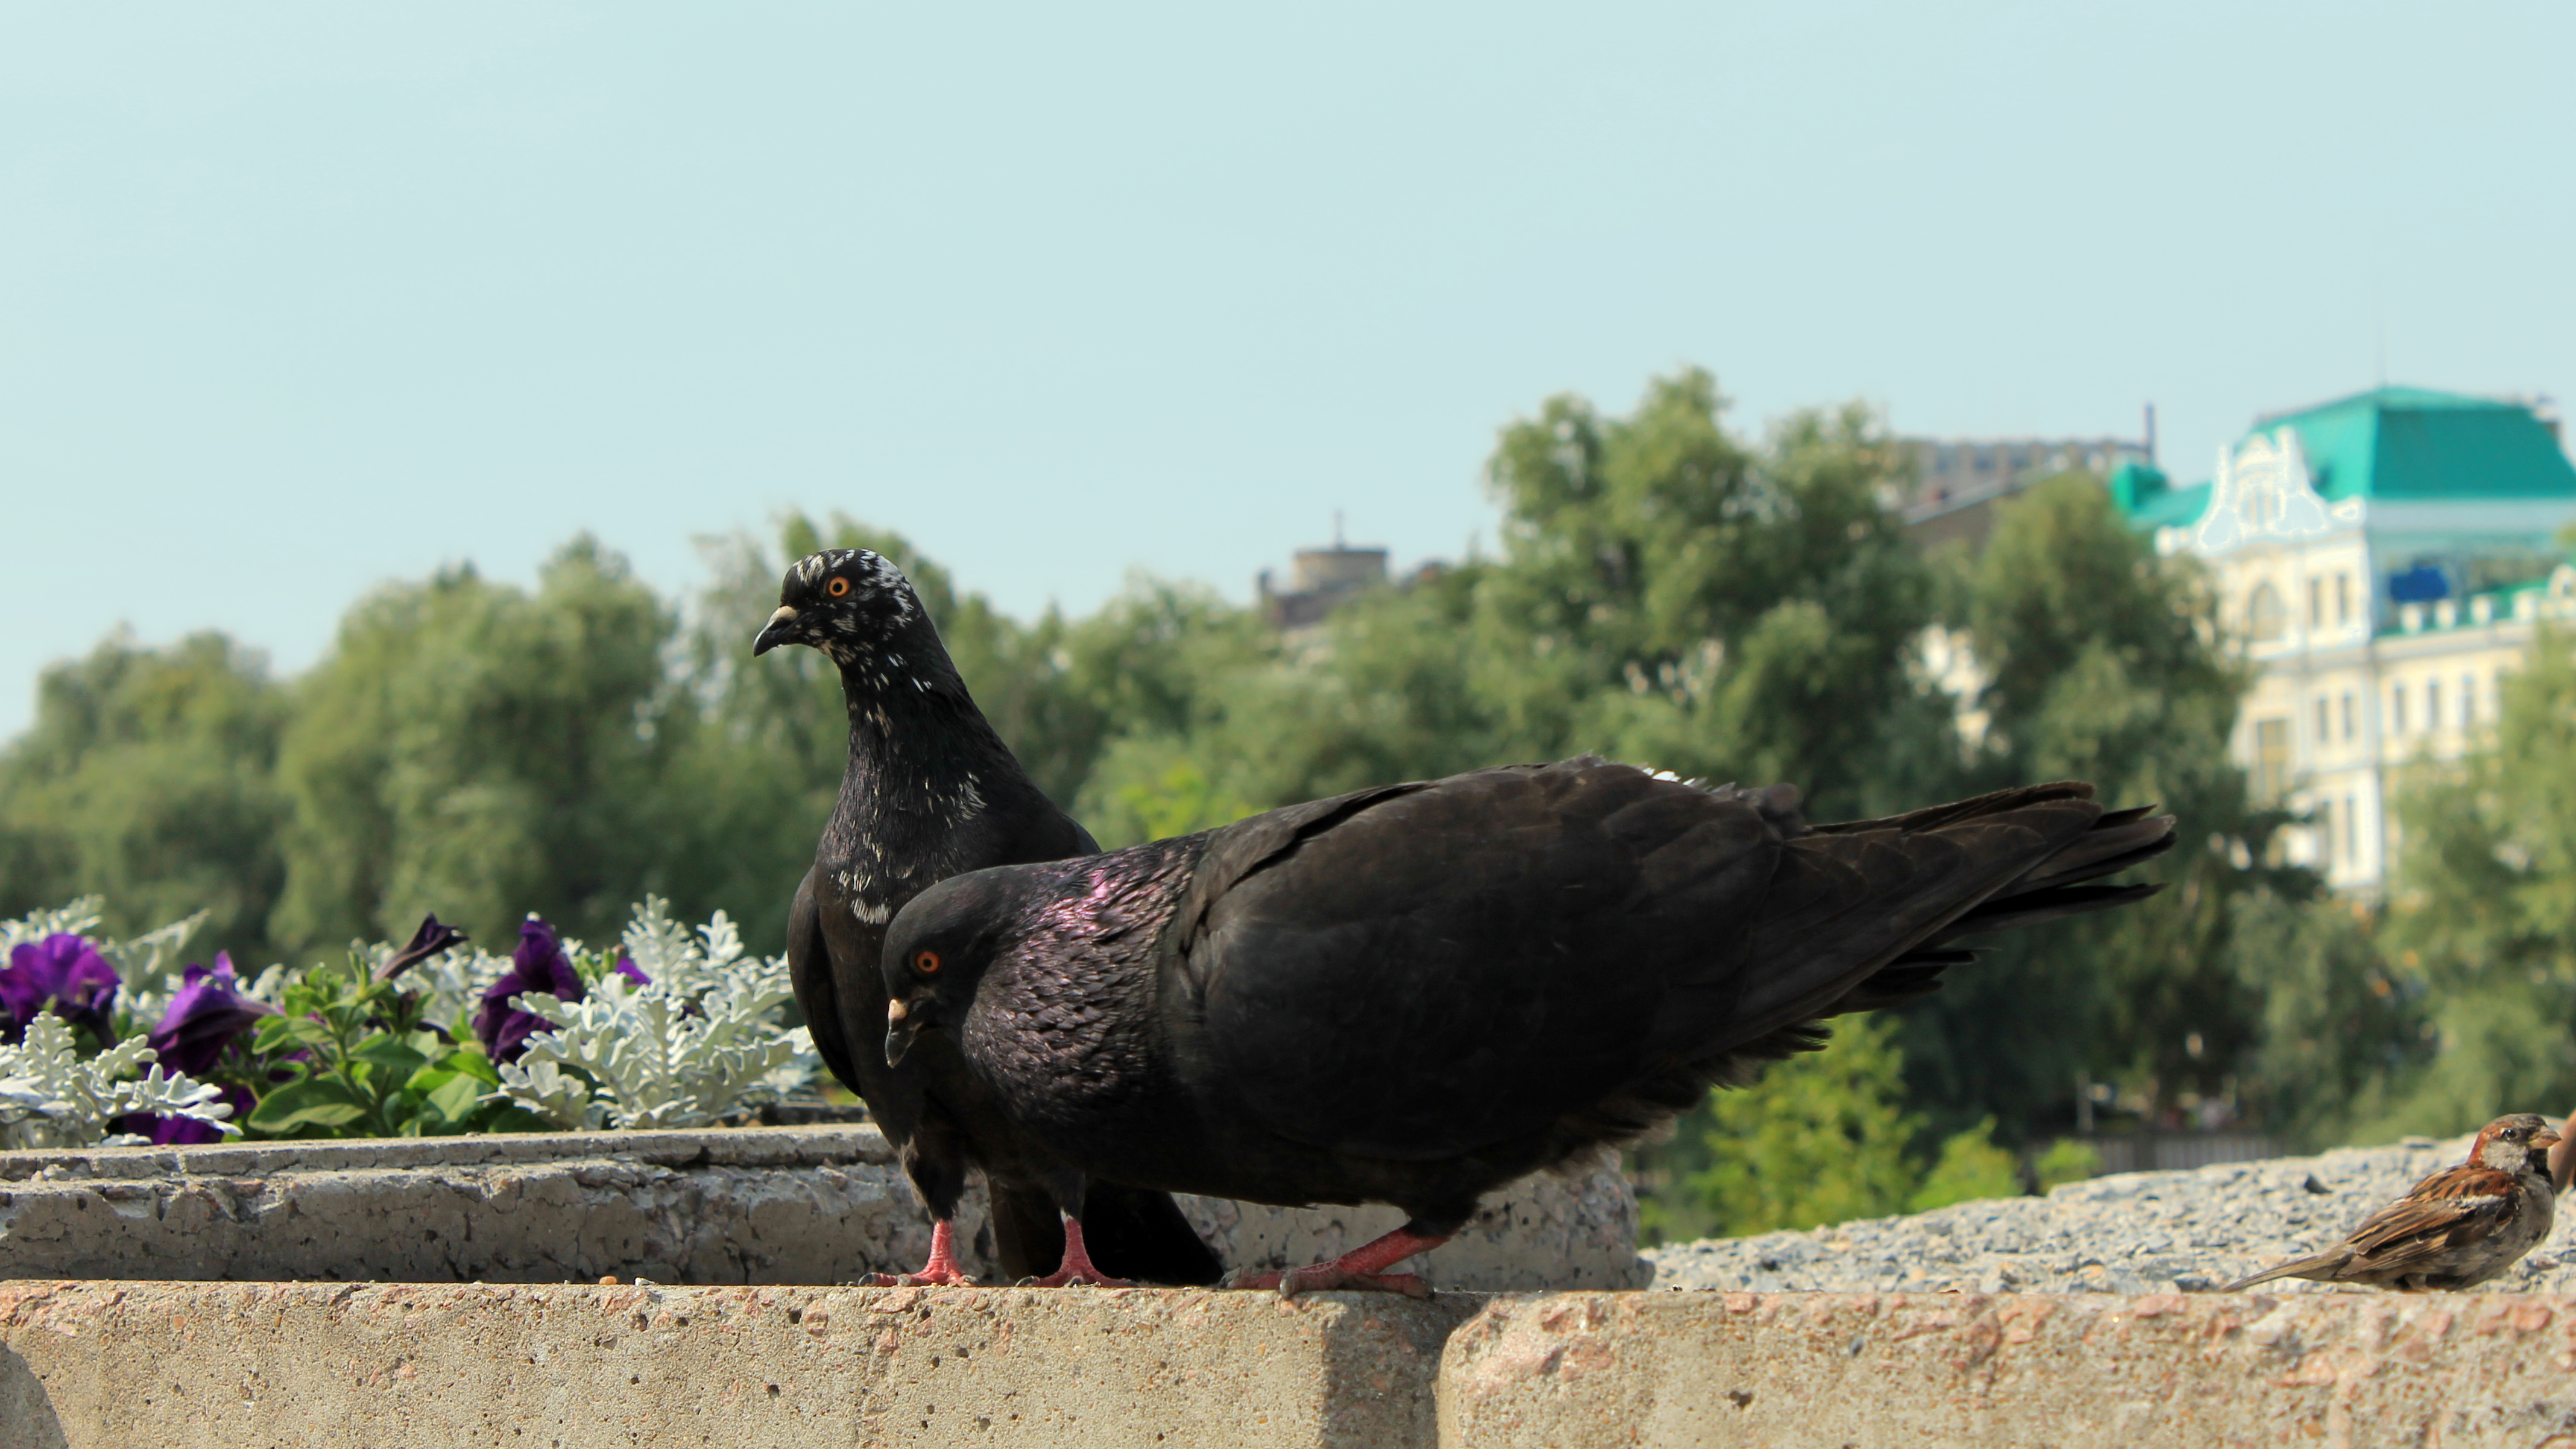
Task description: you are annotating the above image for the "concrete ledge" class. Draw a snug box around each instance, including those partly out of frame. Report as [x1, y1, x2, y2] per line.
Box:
[0, 1281, 1476, 1449]
[11, 1284, 2576, 1447]
[0, 1128, 1647, 1292]
[1440, 1290, 2576, 1447]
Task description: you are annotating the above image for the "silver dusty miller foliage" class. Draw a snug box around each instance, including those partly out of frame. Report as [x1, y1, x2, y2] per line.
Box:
[492, 896, 818, 1130]
[0, 1014, 238, 1149]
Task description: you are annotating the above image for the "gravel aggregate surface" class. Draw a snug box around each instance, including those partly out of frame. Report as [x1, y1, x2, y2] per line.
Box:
[1645, 1131, 2576, 1295]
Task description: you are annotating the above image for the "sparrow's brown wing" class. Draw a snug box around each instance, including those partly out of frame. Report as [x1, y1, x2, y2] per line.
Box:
[2337, 1164, 2522, 1274]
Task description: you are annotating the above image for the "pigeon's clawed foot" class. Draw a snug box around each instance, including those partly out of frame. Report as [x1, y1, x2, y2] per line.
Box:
[1228, 1225, 1450, 1299]
[863, 1266, 980, 1287]
[1022, 1214, 1132, 1288]
[862, 1219, 979, 1287]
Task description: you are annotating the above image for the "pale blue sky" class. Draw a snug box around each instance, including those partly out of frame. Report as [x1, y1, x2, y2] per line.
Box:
[5, 4, 2572, 737]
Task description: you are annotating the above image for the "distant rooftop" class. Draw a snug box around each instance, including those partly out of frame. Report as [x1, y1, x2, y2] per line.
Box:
[2112, 386, 2576, 535]
[1256, 519, 1393, 633]
[1896, 432, 2152, 552]
[2253, 386, 2574, 503]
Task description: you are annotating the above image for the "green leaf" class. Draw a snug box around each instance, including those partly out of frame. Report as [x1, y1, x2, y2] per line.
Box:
[247, 1077, 371, 1134]
[352, 1035, 430, 1079]
[424, 1073, 489, 1124]
[438, 1044, 502, 1085]
[251, 1015, 332, 1054]
[405, 1043, 500, 1096]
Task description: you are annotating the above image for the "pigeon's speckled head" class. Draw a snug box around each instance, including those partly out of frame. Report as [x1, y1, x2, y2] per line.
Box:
[752, 548, 927, 666]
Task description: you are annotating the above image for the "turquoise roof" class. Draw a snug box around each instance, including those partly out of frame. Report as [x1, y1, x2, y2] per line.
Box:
[2107, 461, 2209, 532]
[2250, 387, 2576, 502]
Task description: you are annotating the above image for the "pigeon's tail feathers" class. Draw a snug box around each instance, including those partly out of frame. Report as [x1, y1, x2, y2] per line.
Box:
[1822, 955, 1968, 1015]
[1922, 804, 2176, 946]
[1706, 792, 2112, 1041]
[1827, 801, 2177, 1012]
[1990, 803, 2176, 895]
[2223, 1252, 2346, 1293]
[1942, 880, 2165, 938]
[1807, 780, 2098, 838]
[1643, 784, 2170, 1093]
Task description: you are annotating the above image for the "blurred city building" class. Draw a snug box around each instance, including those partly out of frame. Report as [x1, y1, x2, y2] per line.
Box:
[1258, 513, 1447, 639]
[1257, 546, 1387, 634]
[1896, 427, 2155, 552]
[2111, 387, 2576, 894]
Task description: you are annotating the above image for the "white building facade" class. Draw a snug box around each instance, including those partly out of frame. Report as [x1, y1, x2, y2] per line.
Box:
[2116, 388, 2576, 894]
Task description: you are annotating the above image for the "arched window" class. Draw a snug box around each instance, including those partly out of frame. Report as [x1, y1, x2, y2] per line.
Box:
[2247, 582, 2288, 642]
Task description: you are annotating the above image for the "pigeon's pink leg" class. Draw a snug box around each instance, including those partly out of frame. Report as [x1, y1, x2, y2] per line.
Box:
[1029, 1214, 1133, 1287]
[861, 1218, 978, 1287]
[1227, 1226, 1449, 1299]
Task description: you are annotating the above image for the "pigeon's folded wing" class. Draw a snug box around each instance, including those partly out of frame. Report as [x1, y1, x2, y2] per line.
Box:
[786, 868, 865, 1097]
[1184, 761, 2100, 1161]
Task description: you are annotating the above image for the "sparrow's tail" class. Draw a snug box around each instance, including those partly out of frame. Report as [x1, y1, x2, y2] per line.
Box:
[2221, 1251, 2346, 1293]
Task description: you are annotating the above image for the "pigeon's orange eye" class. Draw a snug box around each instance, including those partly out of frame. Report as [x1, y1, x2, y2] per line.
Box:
[827, 576, 851, 598]
[914, 949, 941, 974]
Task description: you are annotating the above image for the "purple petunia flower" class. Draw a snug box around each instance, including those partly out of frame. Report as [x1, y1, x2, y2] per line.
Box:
[375, 914, 469, 983]
[613, 953, 649, 988]
[147, 952, 279, 1076]
[0, 933, 122, 1043]
[473, 915, 584, 1064]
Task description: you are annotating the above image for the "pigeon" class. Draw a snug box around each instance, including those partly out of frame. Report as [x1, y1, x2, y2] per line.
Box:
[753, 548, 1220, 1286]
[2223, 1114, 2560, 1293]
[880, 758, 2176, 1293]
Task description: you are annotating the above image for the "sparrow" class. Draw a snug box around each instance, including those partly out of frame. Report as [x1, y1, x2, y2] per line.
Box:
[2224, 1113, 2562, 1293]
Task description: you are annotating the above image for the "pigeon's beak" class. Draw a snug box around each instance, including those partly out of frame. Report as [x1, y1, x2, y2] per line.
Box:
[751, 605, 801, 656]
[884, 997, 922, 1067]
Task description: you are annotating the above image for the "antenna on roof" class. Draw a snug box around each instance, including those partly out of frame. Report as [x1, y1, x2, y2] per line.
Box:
[1334, 509, 1346, 550]
[2144, 403, 2157, 466]
[2373, 295, 2388, 388]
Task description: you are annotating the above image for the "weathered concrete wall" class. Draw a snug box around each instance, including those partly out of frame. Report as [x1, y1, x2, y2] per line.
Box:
[9, 1283, 2576, 1448]
[0, 1128, 1647, 1292]
[0, 1281, 1476, 1449]
[1439, 1290, 2576, 1447]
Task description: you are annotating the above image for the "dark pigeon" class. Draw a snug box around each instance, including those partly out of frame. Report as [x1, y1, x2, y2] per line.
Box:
[880, 759, 2176, 1293]
[753, 548, 1220, 1286]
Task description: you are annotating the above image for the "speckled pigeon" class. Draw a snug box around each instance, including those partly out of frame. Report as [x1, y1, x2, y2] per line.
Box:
[754, 548, 1220, 1287]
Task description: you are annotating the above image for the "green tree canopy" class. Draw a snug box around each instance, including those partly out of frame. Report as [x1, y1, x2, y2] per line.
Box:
[0, 631, 288, 955]
[2361, 624, 2576, 1138]
[271, 538, 675, 954]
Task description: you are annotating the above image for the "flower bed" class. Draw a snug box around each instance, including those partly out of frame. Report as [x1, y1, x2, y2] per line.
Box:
[0, 897, 818, 1149]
